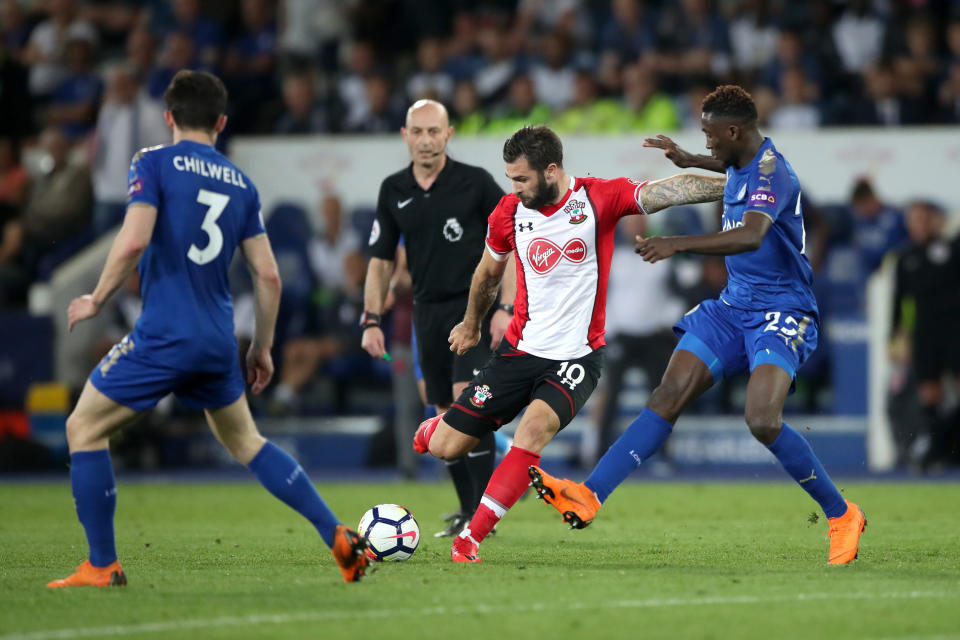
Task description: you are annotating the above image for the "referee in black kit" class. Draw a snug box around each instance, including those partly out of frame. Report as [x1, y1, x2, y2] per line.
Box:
[361, 99, 515, 537]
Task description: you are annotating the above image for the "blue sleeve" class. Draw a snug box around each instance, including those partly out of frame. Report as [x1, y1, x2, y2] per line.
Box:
[242, 183, 267, 240]
[127, 149, 160, 207]
[745, 157, 790, 222]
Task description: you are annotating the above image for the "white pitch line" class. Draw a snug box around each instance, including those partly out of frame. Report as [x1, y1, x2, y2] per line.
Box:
[2, 589, 955, 640]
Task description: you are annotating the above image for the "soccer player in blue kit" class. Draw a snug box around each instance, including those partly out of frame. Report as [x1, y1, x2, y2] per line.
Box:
[47, 71, 369, 586]
[530, 85, 867, 564]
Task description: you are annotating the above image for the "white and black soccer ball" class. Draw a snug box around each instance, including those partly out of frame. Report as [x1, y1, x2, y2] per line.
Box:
[357, 504, 420, 561]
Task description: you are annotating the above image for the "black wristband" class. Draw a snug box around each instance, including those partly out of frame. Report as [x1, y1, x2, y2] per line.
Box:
[359, 310, 381, 328]
[496, 303, 514, 314]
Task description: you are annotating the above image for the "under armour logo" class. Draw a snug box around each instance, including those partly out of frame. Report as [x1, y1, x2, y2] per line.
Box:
[517, 221, 534, 232]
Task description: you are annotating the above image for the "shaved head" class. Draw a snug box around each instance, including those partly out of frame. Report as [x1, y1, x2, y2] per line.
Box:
[402, 99, 453, 172]
[405, 99, 449, 128]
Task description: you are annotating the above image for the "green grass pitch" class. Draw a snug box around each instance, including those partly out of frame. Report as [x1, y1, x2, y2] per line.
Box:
[2, 480, 959, 640]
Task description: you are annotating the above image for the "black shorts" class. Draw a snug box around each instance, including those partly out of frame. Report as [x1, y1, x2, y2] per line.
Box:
[445, 343, 605, 438]
[413, 295, 494, 406]
[912, 324, 960, 382]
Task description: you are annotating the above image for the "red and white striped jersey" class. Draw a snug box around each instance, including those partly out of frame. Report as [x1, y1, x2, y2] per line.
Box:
[486, 175, 647, 360]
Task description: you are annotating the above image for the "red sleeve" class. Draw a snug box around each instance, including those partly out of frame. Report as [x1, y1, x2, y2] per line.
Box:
[580, 177, 647, 222]
[485, 195, 517, 260]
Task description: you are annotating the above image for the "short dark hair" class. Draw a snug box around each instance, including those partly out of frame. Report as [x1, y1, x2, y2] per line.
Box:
[503, 125, 563, 171]
[164, 70, 228, 131]
[701, 85, 758, 124]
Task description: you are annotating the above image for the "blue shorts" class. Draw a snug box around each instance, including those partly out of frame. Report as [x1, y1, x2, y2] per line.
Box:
[673, 298, 818, 384]
[89, 335, 246, 412]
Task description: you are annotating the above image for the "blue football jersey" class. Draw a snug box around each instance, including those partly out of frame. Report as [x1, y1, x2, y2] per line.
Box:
[126, 140, 265, 371]
[720, 138, 817, 314]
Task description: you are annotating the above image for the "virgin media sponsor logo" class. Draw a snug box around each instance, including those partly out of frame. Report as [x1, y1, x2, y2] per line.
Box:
[527, 238, 588, 274]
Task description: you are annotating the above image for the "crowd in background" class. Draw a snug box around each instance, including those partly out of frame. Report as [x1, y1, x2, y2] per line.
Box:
[0, 0, 957, 471]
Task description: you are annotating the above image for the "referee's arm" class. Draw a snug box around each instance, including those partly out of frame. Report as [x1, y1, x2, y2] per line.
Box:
[360, 256, 394, 359]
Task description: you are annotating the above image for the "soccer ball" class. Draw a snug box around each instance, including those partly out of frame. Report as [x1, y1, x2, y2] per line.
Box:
[357, 504, 420, 561]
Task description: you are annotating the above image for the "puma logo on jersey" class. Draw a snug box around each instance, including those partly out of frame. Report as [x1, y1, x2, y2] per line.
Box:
[397, 198, 413, 209]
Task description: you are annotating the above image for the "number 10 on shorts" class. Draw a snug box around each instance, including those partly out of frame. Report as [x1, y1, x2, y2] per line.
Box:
[556, 361, 585, 390]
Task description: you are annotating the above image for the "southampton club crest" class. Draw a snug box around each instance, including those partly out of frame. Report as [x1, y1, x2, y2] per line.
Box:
[469, 384, 494, 408]
[564, 199, 587, 224]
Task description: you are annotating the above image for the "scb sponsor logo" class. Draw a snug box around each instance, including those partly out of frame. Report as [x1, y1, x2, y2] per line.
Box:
[527, 237, 587, 274]
[749, 191, 776, 205]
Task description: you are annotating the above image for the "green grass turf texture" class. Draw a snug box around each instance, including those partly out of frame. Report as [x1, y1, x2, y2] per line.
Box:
[1, 481, 958, 640]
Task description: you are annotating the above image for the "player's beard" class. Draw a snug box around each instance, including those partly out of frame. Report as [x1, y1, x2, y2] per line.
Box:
[521, 171, 560, 210]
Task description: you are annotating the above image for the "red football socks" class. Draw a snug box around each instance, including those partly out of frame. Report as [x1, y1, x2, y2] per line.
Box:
[462, 446, 540, 544]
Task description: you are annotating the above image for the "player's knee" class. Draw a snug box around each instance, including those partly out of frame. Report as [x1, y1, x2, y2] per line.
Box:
[223, 432, 267, 465]
[647, 382, 685, 421]
[513, 418, 557, 453]
[427, 424, 468, 460]
[744, 410, 780, 445]
[65, 412, 93, 449]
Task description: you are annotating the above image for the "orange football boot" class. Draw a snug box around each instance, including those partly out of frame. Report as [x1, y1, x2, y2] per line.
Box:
[528, 465, 600, 529]
[451, 535, 481, 563]
[827, 500, 867, 565]
[47, 560, 127, 588]
[332, 524, 369, 582]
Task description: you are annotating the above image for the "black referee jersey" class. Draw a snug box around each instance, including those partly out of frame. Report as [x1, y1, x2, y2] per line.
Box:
[367, 157, 504, 303]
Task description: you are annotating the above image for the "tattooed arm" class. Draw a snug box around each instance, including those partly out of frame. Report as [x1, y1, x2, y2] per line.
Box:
[449, 249, 507, 355]
[639, 173, 727, 214]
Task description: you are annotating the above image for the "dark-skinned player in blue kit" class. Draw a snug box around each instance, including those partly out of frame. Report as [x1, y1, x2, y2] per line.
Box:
[530, 85, 867, 565]
[47, 70, 368, 587]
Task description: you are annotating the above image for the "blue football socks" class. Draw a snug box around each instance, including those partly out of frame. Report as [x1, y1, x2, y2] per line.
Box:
[70, 450, 118, 567]
[767, 423, 847, 518]
[585, 408, 673, 503]
[248, 442, 340, 547]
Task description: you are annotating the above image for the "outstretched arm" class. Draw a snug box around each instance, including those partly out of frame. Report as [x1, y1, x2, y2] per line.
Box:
[241, 233, 283, 393]
[643, 135, 726, 174]
[68, 203, 156, 331]
[449, 249, 507, 355]
[635, 210, 772, 263]
[639, 173, 727, 214]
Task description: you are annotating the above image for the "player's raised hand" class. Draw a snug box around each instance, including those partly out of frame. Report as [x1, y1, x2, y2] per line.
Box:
[246, 344, 274, 394]
[642, 134, 699, 168]
[635, 235, 677, 263]
[67, 294, 101, 332]
[361, 326, 387, 359]
[489, 309, 511, 349]
[448, 321, 480, 355]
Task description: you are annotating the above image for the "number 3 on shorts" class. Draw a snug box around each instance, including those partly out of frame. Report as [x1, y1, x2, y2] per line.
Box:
[188, 189, 230, 265]
[557, 361, 586, 390]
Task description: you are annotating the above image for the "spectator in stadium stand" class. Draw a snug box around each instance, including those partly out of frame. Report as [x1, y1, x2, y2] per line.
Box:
[473, 24, 519, 106]
[848, 61, 924, 126]
[890, 200, 960, 471]
[585, 214, 682, 467]
[482, 74, 550, 136]
[831, 0, 884, 75]
[223, 0, 279, 133]
[166, 0, 222, 71]
[846, 177, 907, 276]
[937, 61, 960, 123]
[766, 66, 822, 130]
[124, 27, 157, 84]
[450, 79, 487, 136]
[594, 49, 624, 98]
[511, 0, 590, 50]
[146, 31, 197, 100]
[549, 70, 622, 134]
[598, 0, 658, 63]
[274, 68, 330, 134]
[339, 41, 377, 131]
[619, 61, 680, 131]
[277, 0, 346, 72]
[677, 78, 714, 130]
[0, 137, 29, 208]
[21, 126, 92, 262]
[348, 74, 404, 134]
[22, 0, 98, 100]
[90, 63, 168, 232]
[757, 28, 821, 96]
[728, 0, 779, 77]
[892, 14, 941, 117]
[0, 0, 32, 57]
[0, 202, 26, 307]
[406, 37, 454, 104]
[361, 99, 514, 538]
[45, 36, 102, 140]
[653, 0, 731, 92]
[530, 31, 576, 112]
